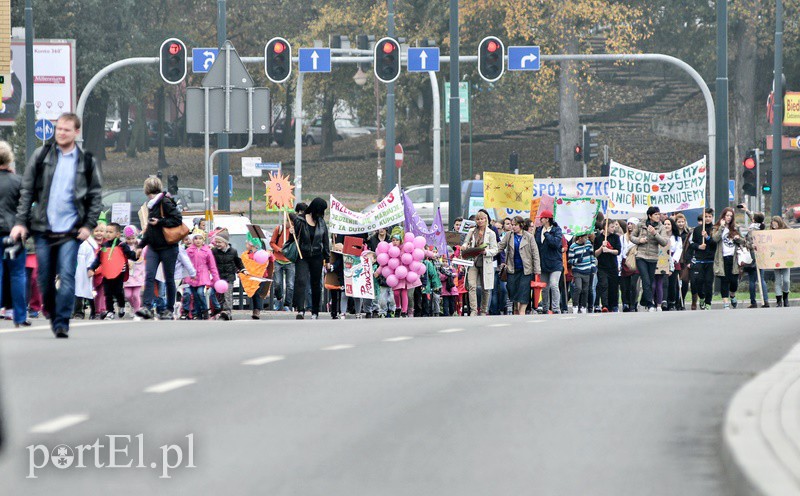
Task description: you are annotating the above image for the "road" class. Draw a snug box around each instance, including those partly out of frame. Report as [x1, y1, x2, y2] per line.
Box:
[0, 310, 798, 495]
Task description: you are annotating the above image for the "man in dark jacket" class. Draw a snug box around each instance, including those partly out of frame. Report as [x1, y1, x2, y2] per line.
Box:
[534, 210, 563, 314]
[10, 113, 102, 338]
[689, 208, 716, 310]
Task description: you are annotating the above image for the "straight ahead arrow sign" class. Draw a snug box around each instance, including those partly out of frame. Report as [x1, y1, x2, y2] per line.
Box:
[311, 51, 319, 70]
[420, 50, 428, 70]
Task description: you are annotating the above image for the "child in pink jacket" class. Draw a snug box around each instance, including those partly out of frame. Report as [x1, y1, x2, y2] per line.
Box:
[184, 232, 220, 320]
[122, 226, 145, 313]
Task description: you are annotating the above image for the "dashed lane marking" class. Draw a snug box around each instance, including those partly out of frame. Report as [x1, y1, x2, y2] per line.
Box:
[30, 414, 89, 434]
[438, 328, 465, 334]
[383, 336, 414, 342]
[144, 378, 197, 394]
[320, 344, 355, 351]
[242, 355, 286, 366]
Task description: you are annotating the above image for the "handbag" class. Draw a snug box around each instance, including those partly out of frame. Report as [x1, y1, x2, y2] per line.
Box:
[736, 245, 753, 266]
[624, 245, 638, 271]
[499, 265, 508, 282]
[160, 202, 189, 245]
[282, 239, 299, 263]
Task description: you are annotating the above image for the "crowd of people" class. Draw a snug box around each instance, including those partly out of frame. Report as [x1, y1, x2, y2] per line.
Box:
[0, 113, 795, 338]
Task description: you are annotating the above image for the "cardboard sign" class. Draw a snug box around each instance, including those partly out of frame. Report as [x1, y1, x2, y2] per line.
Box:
[343, 253, 375, 299]
[329, 186, 405, 234]
[483, 171, 535, 211]
[553, 197, 600, 237]
[111, 202, 131, 226]
[752, 229, 800, 269]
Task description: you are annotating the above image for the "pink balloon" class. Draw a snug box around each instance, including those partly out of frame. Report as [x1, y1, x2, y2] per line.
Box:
[388, 258, 400, 270]
[213, 279, 229, 293]
[406, 271, 420, 284]
[388, 246, 401, 258]
[416, 262, 426, 275]
[376, 253, 390, 266]
[413, 236, 427, 249]
[404, 232, 415, 244]
[409, 261, 422, 273]
[386, 275, 399, 288]
[382, 265, 394, 278]
[253, 250, 269, 264]
[403, 242, 414, 253]
[401, 253, 413, 266]
[412, 248, 424, 261]
[376, 241, 390, 254]
[395, 265, 408, 280]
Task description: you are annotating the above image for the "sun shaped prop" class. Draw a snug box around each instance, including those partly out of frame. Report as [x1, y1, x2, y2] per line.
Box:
[264, 171, 295, 209]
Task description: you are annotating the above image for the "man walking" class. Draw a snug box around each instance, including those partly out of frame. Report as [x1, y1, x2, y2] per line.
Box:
[10, 113, 103, 338]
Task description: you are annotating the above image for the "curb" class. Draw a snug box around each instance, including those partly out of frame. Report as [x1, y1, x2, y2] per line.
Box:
[723, 341, 800, 496]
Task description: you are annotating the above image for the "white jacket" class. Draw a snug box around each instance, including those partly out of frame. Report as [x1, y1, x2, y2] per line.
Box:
[75, 238, 98, 299]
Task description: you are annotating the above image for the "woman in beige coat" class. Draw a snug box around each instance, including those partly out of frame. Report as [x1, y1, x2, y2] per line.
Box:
[461, 210, 499, 316]
[497, 216, 541, 314]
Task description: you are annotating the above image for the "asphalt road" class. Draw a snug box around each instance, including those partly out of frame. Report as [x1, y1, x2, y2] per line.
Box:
[0, 309, 798, 495]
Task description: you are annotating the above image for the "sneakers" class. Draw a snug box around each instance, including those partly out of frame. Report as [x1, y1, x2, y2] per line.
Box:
[601, 307, 609, 313]
[135, 308, 154, 320]
[54, 328, 69, 339]
[118, 310, 125, 319]
[296, 314, 304, 320]
[731, 297, 738, 309]
[103, 312, 115, 320]
[179, 312, 190, 320]
[723, 303, 730, 310]
[218, 312, 230, 321]
[572, 307, 579, 314]
[311, 314, 318, 320]
[648, 307, 656, 312]
[699, 301, 707, 310]
[157, 310, 174, 320]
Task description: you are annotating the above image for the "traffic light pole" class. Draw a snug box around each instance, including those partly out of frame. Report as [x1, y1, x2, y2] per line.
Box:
[448, 0, 462, 228]
[772, 0, 784, 217]
[384, 0, 397, 194]
[715, 0, 730, 216]
[25, 0, 36, 168]
[217, 0, 231, 212]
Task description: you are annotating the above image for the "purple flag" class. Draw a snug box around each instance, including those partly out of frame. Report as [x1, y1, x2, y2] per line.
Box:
[402, 190, 448, 257]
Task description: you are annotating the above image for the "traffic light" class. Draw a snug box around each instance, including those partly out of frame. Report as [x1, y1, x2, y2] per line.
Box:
[582, 125, 599, 164]
[159, 38, 186, 85]
[357, 34, 372, 72]
[265, 37, 292, 84]
[763, 170, 772, 195]
[167, 175, 179, 196]
[574, 144, 583, 162]
[742, 149, 757, 196]
[509, 151, 519, 173]
[374, 37, 400, 83]
[478, 36, 504, 82]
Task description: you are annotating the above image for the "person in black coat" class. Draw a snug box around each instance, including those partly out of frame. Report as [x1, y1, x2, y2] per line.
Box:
[292, 197, 330, 320]
[0, 141, 29, 327]
[135, 176, 183, 320]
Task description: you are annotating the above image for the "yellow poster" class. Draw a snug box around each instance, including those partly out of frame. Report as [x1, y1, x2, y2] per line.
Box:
[483, 171, 535, 211]
[0, 0, 10, 99]
[752, 229, 800, 269]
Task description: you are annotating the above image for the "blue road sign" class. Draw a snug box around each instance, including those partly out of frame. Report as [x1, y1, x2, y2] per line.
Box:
[213, 175, 234, 198]
[298, 48, 331, 73]
[508, 46, 541, 71]
[34, 119, 54, 141]
[256, 162, 281, 172]
[192, 48, 219, 74]
[407, 47, 440, 72]
[729, 179, 735, 202]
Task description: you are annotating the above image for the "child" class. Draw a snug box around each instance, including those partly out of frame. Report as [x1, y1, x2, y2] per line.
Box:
[424, 249, 442, 317]
[568, 233, 596, 314]
[389, 230, 410, 317]
[240, 236, 272, 320]
[211, 230, 246, 320]
[74, 222, 104, 319]
[123, 226, 145, 314]
[88, 223, 137, 319]
[185, 232, 219, 320]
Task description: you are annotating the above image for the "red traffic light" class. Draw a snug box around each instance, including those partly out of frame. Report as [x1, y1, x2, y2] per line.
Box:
[743, 157, 756, 170]
[273, 42, 286, 54]
[487, 41, 499, 53]
[169, 43, 182, 55]
[382, 42, 396, 54]
[575, 145, 582, 154]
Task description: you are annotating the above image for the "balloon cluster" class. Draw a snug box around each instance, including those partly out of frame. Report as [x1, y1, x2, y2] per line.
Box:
[375, 233, 427, 288]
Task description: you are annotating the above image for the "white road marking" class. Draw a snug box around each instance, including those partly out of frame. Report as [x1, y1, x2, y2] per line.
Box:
[438, 328, 465, 334]
[560, 316, 577, 321]
[30, 414, 89, 434]
[144, 378, 197, 394]
[527, 320, 545, 323]
[0, 320, 140, 334]
[242, 355, 286, 366]
[383, 336, 413, 342]
[321, 344, 355, 351]
[488, 323, 511, 328]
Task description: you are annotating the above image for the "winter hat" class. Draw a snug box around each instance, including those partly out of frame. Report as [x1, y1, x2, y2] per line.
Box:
[246, 232, 263, 249]
[391, 226, 404, 240]
[538, 210, 553, 219]
[216, 229, 230, 244]
[191, 232, 206, 241]
[626, 217, 640, 225]
[123, 225, 138, 238]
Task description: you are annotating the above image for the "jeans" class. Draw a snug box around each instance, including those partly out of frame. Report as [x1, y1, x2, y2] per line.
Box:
[153, 281, 167, 313]
[774, 268, 791, 294]
[490, 272, 508, 315]
[620, 274, 640, 310]
[272, 261, 295, 309]
[540, 271, 561, 312]
[143, 245, 178, 312]
[35, 235, 78, 331]
[597, 268, 619, 310]
[294, 255, 324, 316]
[378, 286, 396, 316]
[636, 258, 657, 309]
[691, 262, 715, 305]
[745, 267, 769, 304]
[188, 286, 207, 317]
[0, 236, 28, 324]
[572, 272, 591, 309]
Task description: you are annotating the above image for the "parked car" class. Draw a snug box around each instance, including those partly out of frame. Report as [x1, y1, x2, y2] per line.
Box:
[785, 203, 800, 223]
[146, 120, 177, 146]
[272, 117, 295, 146]
[303, 118, 372, 146]
[104, 118, 132, 147]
